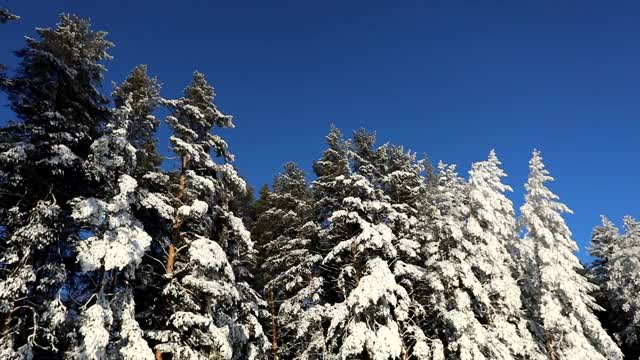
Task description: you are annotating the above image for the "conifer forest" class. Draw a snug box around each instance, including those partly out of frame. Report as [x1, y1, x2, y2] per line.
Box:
[0, 10, 638, 360]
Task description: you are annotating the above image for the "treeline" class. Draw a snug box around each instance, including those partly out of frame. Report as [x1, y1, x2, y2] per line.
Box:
[0, 13, 637, 360]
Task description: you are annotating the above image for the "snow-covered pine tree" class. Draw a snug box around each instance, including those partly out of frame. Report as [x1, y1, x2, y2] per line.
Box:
[589, 216, 621, 284]
[313, 126, 352, 227]
[147, 71, 267, 360]
[376, 143, 433, 359]
[253, 162, 323, 359]
[65, 64, 164, 358]
[465, 150, 543, 359]
[111, 64, 162, 178]
[319, 129, 430, 359]
[520, 150, 622, 360]
[0, 15, 113, 357]
[587, 215, 621, 340]
[69, 99, 154, 359]
[422, 161, 514, 359]
[606, 216, 640, 356]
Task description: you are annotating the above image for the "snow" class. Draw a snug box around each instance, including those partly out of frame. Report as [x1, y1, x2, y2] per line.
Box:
[170, 136, 202, 163]
[327, 258, 409, 360]
[189, 236, 235, 281]
[169, 311, 211, 332]
[78, 300, 112, 360]
[73, 175, 152, 271]
[142, 171, 170, 184]
[44, 144, 79, 167]
[186, 170, 216, 194]
[118, 174, 138, 194]
[1, 143, 28, 163]
[177, 200, 209, 219]
[219, 163, 247, 193]
[191, 200, 209, 217]
[72, 198, 106, 226]
[183, 104, 205, 119]
[116, 294, 154, 360]
[139, 191, 175, 220]
[227, 212, 253, 251]
[77, 226, 151, 271]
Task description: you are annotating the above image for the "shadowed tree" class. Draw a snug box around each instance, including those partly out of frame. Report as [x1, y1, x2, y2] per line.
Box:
[0, 14, 113, 357]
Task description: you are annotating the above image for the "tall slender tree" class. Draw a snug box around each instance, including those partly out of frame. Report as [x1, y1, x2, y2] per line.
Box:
[146, 71, 267, 360]
[422, 161, 515, 359]
[589, 216, 620, 283]
[111, 65, 162, 178]
[606, 216, 640, 356]
[65, 64, 164, 358]
[254, 162, 322, 359]
[69, 99, 154, 359]
[588, 216, 621, 339]
[318, 129, 430, 359]
[377, 144, 433, 359]
[520, 150, 622, 360]
[0, 15, 113, 357]
[465, 150, 543, 359]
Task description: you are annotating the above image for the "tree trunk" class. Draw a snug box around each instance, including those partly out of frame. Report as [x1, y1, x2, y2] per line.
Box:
[546, 338, 558, 360]
[402, 346, 409, 360]
[163, 153, 189, 277]
[165, 243, 176, 274]
[351, 241, 361, 284]
[269, 289, 279, 360]
[155, 154, 189, 360]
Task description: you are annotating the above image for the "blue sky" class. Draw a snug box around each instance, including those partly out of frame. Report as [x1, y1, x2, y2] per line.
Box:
[1, 0, 638, 260]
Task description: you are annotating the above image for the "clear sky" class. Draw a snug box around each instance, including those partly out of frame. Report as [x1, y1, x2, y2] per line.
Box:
[1, 0, 638, 260]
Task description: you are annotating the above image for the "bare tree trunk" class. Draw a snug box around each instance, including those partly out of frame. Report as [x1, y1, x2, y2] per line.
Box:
[165, 243, 176, 274]
[351, 241, 361, 284]
[269, 289, 279, 360]
[401, 345, 409, 360]
[546, 337, 558, 360]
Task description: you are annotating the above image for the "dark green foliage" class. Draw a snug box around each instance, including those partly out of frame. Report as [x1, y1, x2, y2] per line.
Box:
[0, 14, 113, 356]
[0, 8, 19, 24]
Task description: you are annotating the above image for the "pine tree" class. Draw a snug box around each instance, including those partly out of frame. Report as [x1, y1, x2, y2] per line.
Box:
[0, 15, 113, 357]
[254, 162, 322, 359]
[606, 216, 640, 355]
[253, 184, 271, 220]
[422, 161, 515, 359]
[520, 150, 622, 360]
[112, 65, 162, 178]
[465, 150, 543, 359]
[589, 216, 620, 283]
[67, 91, 164, 359]
[313, 126, 352, 225]
[318, 129, 430, 359]
[588, 216, 621, 339]
[377, 144, 433, 359]
[147, 71, 268, 360]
